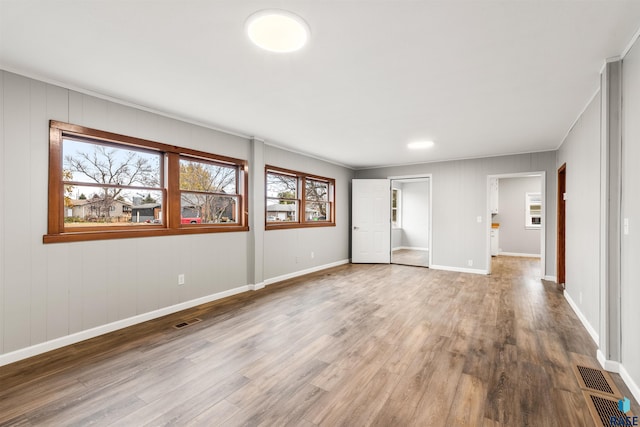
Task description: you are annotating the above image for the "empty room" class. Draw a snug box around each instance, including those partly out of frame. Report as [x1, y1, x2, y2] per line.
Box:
[1, 1, 640, 425]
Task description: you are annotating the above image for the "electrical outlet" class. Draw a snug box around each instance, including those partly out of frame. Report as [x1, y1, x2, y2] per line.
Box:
[295, 256, 300, 264]
[311, 251, 315, 259]
[476, 216, 482, 223]
[178, 274, 185, 285]
[467, 259, 473, 267]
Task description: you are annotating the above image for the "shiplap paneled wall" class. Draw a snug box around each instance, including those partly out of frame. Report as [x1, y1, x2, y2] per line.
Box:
[0, 71, 352, 360]
[621, 36, 640, 398]
[355, 151, 557, 275]
[557, 91, 601, 341]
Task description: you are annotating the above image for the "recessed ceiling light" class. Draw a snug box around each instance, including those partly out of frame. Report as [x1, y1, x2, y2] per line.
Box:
[246, 10, 310, 53]
[407, 141, 435, 149]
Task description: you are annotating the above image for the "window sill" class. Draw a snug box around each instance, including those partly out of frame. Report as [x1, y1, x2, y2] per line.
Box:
[43, 225, 249, 243]
[266, 222, 336, 230]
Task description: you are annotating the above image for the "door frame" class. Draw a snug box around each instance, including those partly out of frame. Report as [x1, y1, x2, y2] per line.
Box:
[387, 174, 433, 267]
[557, 163, 566, 288]
[485, 171, 547, 277]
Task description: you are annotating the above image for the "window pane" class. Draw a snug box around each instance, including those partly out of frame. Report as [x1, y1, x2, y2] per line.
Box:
[64, 185, 163, 225]
[180, 158, 237, 194]
[305, 179, 329, 202]
[267, 172, 297, 199]
[266, 200, 298, 222]
[63, 138, 161, 187]
[181, 192, 238, 224]
[305, 202, 329, 221]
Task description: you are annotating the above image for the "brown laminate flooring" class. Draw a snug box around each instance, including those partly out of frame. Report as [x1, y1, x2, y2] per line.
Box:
[0, 256, 637, 426]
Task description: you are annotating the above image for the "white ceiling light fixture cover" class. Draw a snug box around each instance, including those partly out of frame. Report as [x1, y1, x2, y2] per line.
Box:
[408, 141, 435, 149]
[246, 9, 310, 53]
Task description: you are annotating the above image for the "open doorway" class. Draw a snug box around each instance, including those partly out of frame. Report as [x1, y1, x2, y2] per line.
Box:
[486, 172, 546, 277]
[390, 176, 431, 268]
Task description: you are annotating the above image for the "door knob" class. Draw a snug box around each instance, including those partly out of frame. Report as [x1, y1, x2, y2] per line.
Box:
[353, 226, 359, 230]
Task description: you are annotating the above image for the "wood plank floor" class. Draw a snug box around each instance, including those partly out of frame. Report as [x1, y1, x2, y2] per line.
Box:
[0, 256, 637, 426]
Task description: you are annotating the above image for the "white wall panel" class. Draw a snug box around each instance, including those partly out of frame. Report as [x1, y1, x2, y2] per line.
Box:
[29, 79, 48, 345]
[557, 92, 601, 340]
[45, 244, 70, 340]
[621, 36, 640, 394]
[3, 73, 32, 352]
[0, 72, 5, 354]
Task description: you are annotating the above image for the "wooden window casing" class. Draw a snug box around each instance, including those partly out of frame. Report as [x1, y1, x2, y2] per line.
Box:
[45, 121, 248, 243]
[265, 166, 335, 230]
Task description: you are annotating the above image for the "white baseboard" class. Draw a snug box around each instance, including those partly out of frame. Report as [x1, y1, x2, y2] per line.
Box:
[430, 264, 489, 275]
[393, 246, 429, 251]
[249, 282, 265, 291]
[0, 283, 252, 368]
[543, 275, 557, 282]
[498, 252, 541, 258]
[620, 363, 640, 405]
[564, 291, 599, 345]
[597, 350, 620, 373]
[264, 259, 350, 286]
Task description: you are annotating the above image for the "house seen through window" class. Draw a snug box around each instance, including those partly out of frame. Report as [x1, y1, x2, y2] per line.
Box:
[266, 166, 335, 229]
[47, 121, 248, 243]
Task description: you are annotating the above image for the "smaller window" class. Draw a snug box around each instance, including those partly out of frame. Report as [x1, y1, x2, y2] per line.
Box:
[266, 166, 335, 229]
[392, 188, 401, 228]
[525, 192, 542, 229]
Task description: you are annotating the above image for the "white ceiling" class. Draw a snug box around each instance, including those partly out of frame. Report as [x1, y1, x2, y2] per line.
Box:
[2, 1, 640, 169]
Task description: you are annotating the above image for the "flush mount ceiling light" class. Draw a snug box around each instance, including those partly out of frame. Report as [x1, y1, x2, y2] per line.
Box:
[407, 141, 435, 149]
[246, 9, 310, 53]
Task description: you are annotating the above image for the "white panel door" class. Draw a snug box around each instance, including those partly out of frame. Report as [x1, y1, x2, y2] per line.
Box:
[352, 179, 391, 263]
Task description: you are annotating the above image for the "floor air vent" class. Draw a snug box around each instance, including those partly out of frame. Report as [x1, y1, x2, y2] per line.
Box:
[573, 365, 622, 397]
[173, 318, 202, 329]
[583, 391, 635, 427]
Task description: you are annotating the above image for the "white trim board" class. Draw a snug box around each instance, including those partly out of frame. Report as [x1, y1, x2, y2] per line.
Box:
[264, 259, 350, 286]
[564, 291, 599, 345]
[430, 264, 489, 275]
[0, 283, 251, 367]
[392, 247, 429, 252]
[543, 275, 557, 282]
[620, 363, 640, 405]
[498, 252, 541, 258]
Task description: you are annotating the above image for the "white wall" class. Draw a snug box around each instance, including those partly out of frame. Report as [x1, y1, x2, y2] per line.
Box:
[494, 176, 541, 255]
[400, 180, 429, 249]
[355, 152, 557, 274]
[0, 71, 354, 362]
[621, 36, 640, 397]
[557, 90, 601, 342]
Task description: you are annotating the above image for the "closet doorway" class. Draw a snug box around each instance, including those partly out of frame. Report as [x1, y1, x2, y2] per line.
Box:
[390, 176, 431, 268]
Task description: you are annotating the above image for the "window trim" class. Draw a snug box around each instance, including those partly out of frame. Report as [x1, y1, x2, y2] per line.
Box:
[265, 165, 335, 230]
[391, 188, 402, 229]
[525, 191, 542, 230]
[45, 121, 249, 243]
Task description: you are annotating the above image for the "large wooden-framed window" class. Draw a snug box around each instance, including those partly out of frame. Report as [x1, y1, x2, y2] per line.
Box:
[265, 166, 335, 229]
[45, 121, 248, 243]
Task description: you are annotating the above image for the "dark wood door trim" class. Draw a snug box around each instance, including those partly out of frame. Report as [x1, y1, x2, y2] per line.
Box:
[557, 163, 566, 289]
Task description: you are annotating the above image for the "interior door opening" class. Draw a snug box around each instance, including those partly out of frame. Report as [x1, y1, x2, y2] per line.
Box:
[486, 172, 546, 278]
[390, 177, 431, 268]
